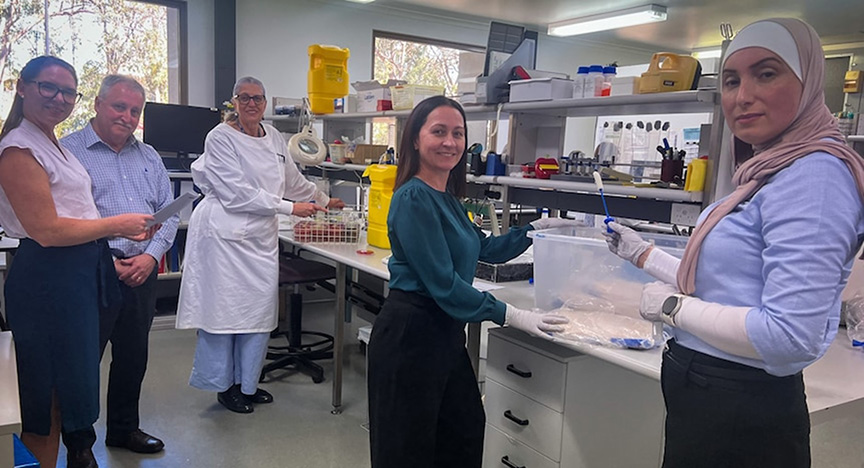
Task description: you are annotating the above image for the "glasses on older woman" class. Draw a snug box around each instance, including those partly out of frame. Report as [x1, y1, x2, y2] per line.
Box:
[26, 80, 83, 104]
[234, 94, 265, 105]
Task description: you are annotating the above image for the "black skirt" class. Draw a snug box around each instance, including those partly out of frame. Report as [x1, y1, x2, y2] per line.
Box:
[5, 238, 120, 434]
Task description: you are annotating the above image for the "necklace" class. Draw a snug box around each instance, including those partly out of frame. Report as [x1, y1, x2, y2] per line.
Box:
[237, 120, 261, 137]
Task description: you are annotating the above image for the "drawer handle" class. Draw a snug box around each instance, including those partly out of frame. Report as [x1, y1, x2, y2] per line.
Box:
[504, 410, 529, 426]
[501, 455, 525, 468]
[506, 364, 532, 378]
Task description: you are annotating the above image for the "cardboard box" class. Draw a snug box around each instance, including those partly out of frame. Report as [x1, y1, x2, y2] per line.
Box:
[508, 77, 573, 102]
[350, 144, 388, 164]
[351, 79, 405, 113]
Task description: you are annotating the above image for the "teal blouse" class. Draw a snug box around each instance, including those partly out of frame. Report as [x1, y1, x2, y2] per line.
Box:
[387, 177, 534, 324]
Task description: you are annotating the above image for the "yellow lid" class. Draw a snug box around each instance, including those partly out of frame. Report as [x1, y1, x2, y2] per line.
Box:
[362, 164, 398, 182]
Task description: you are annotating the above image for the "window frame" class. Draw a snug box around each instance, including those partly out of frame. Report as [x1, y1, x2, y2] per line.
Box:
[128, 0, 188, 104]
[371, 30, 485, 82]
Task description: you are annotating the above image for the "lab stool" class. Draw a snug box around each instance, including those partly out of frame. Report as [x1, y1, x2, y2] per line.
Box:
[260, 254, 336, 384]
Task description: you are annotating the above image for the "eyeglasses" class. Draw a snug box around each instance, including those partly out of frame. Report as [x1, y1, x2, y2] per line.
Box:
[234, 94, 265, 105]
[26, 80, 83, 104]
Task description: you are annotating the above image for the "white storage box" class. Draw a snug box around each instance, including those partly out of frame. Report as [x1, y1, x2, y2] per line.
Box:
[610, 76, 640, 96]
[528, 226, 688, 313]
[509, 78, 574, 102]
[351, 79, 405, 113]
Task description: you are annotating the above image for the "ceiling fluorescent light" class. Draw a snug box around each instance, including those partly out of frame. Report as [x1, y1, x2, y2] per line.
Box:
[345, 0, 375, 3]
[548, 4, 667, 37]
[693, 48, 722, 59]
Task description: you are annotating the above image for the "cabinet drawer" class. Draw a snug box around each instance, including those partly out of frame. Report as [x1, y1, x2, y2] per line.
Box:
[486, 379, 564, 461]
[484, 424, 559, 468]
[487, 333, 568, 412]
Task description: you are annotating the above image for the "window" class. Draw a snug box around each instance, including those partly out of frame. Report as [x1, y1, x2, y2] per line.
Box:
[0, 0, 186, 137]
[372, 31, 484, 146]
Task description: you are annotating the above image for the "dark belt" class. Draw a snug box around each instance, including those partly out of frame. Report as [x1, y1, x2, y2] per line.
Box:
[663, 339, 802, 391]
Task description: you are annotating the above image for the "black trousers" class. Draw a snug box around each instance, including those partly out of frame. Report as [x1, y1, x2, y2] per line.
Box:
[661, 339, 811, 468]
[98, 267, 159, 438]
[367, 289, 485, 468]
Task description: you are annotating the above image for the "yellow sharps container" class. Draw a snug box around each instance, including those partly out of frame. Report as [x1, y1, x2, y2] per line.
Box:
[308, 44, 350, 114]
[362, 164, 398, 249]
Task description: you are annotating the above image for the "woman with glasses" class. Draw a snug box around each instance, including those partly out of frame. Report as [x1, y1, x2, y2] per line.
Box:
[0, 56, 156, 468]
[176, 76, 344, 413]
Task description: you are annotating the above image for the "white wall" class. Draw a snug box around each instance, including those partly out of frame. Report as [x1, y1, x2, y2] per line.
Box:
[235, 0, 659, 104]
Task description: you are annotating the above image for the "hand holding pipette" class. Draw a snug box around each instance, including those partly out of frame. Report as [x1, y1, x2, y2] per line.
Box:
[593, 171, 615, 233]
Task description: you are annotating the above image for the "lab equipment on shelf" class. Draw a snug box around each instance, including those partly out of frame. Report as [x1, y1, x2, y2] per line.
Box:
[307, 44, 350, 114]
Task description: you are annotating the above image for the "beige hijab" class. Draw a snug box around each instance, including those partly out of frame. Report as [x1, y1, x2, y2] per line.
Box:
[677, 18, 864, 294]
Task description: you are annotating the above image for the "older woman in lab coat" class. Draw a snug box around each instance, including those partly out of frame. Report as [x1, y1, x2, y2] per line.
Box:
[176, 76, 343, 413]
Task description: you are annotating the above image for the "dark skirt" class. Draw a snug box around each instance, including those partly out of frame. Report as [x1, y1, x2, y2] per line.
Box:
[5, 238, 120, 435]
[367, 289, 485, 468]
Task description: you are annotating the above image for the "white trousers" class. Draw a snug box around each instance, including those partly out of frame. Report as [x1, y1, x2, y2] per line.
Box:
[189, 330, 270, 395]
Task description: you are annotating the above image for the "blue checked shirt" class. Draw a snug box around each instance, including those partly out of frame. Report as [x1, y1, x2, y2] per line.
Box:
[61, 122, 179, 261]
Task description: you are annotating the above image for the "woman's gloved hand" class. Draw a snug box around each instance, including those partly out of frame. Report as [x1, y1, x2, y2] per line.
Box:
[639, 281, 680, 323]
[504, 304, 569, 338]
[603, 221, 652, 267]
[530, 217, 582, 231]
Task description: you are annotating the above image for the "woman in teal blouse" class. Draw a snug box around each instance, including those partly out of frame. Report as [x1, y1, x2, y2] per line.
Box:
[366, 96, 572, 468]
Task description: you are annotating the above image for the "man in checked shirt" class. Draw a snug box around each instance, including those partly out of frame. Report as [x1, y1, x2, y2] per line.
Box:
[62, 75, 178, 455]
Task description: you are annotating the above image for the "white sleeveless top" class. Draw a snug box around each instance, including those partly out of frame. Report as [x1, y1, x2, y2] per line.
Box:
[0, 118, 100, 239]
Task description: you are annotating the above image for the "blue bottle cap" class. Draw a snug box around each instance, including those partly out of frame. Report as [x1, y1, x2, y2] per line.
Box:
[589, 65, 604, 73]
[603, 66, 617, 74]
[577, 66, 590, 74]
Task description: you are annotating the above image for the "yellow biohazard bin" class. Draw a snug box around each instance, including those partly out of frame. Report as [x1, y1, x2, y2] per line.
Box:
[362, 164, 398, 249]
[308, 44, 350, 114]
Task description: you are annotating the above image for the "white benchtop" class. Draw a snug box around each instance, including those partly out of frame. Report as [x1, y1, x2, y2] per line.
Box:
[0, 331, 21, 437]
[277, 231, 864, 425]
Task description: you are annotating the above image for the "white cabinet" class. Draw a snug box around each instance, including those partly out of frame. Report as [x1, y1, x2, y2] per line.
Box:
[484, 327, 666, 468]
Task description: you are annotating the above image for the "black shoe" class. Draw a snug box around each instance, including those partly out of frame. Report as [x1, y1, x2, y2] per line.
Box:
[244, 388, 274, 404]
[67, 448, 98, 468]
[106, 429, 165, 454]
[217, 384, 253, 413]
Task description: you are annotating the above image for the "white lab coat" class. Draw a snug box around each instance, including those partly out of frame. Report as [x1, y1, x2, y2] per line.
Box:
[176, 123, 329, 333]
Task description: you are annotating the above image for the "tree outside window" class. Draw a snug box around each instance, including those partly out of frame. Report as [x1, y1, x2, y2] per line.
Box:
[0, 0, 181, 137]
[372, 32, 484, 146]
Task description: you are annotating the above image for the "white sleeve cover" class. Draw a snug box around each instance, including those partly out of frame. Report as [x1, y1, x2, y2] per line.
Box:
[675, 296, 761, 360]
[643, 247, 681, 285]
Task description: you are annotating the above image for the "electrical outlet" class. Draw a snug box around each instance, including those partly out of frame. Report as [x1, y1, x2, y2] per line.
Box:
[670, 203, 700, 226]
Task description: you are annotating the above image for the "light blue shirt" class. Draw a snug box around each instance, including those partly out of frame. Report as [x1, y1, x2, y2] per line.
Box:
[61, 122, 179, 261]
[675, 152, 864, 376]
[387, 177, 534, 324]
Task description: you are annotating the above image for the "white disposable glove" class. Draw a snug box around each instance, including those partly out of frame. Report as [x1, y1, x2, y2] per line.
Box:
[639, 281, 680, 323]
[529, 217, 582, 231]
[603, 221, 652, 266]
[504, 304, 569, 338]
[640, 282, 760, 359]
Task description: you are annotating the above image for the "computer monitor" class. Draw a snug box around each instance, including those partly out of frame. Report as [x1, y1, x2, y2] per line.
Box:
[143, 102, 221, 155]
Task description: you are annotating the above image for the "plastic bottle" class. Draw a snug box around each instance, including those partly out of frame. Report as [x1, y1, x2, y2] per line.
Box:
[585, 65, 604, 98]
[573, 66, 589, 99]
[601, 66, 617, 96]
[845, 294, 864, 349]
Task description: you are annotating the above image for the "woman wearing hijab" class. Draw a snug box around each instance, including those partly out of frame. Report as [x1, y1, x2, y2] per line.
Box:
[604, 18, 864, 467]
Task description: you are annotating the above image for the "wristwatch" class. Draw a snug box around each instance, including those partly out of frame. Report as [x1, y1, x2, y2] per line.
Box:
[661, 294, 687, 327]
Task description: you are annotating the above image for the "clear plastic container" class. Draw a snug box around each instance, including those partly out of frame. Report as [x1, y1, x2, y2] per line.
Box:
[528, 226, 688, 312]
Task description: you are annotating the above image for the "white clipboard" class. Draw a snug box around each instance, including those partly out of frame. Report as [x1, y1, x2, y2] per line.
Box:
[148, 192, 199, 227]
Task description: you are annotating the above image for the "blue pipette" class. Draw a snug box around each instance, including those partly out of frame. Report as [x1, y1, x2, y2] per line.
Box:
[593, 171, 615, 233]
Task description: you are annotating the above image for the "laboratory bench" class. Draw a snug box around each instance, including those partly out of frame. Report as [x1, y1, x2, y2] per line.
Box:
[278, 228, 864, 467]
[0, 332, 21, 468]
